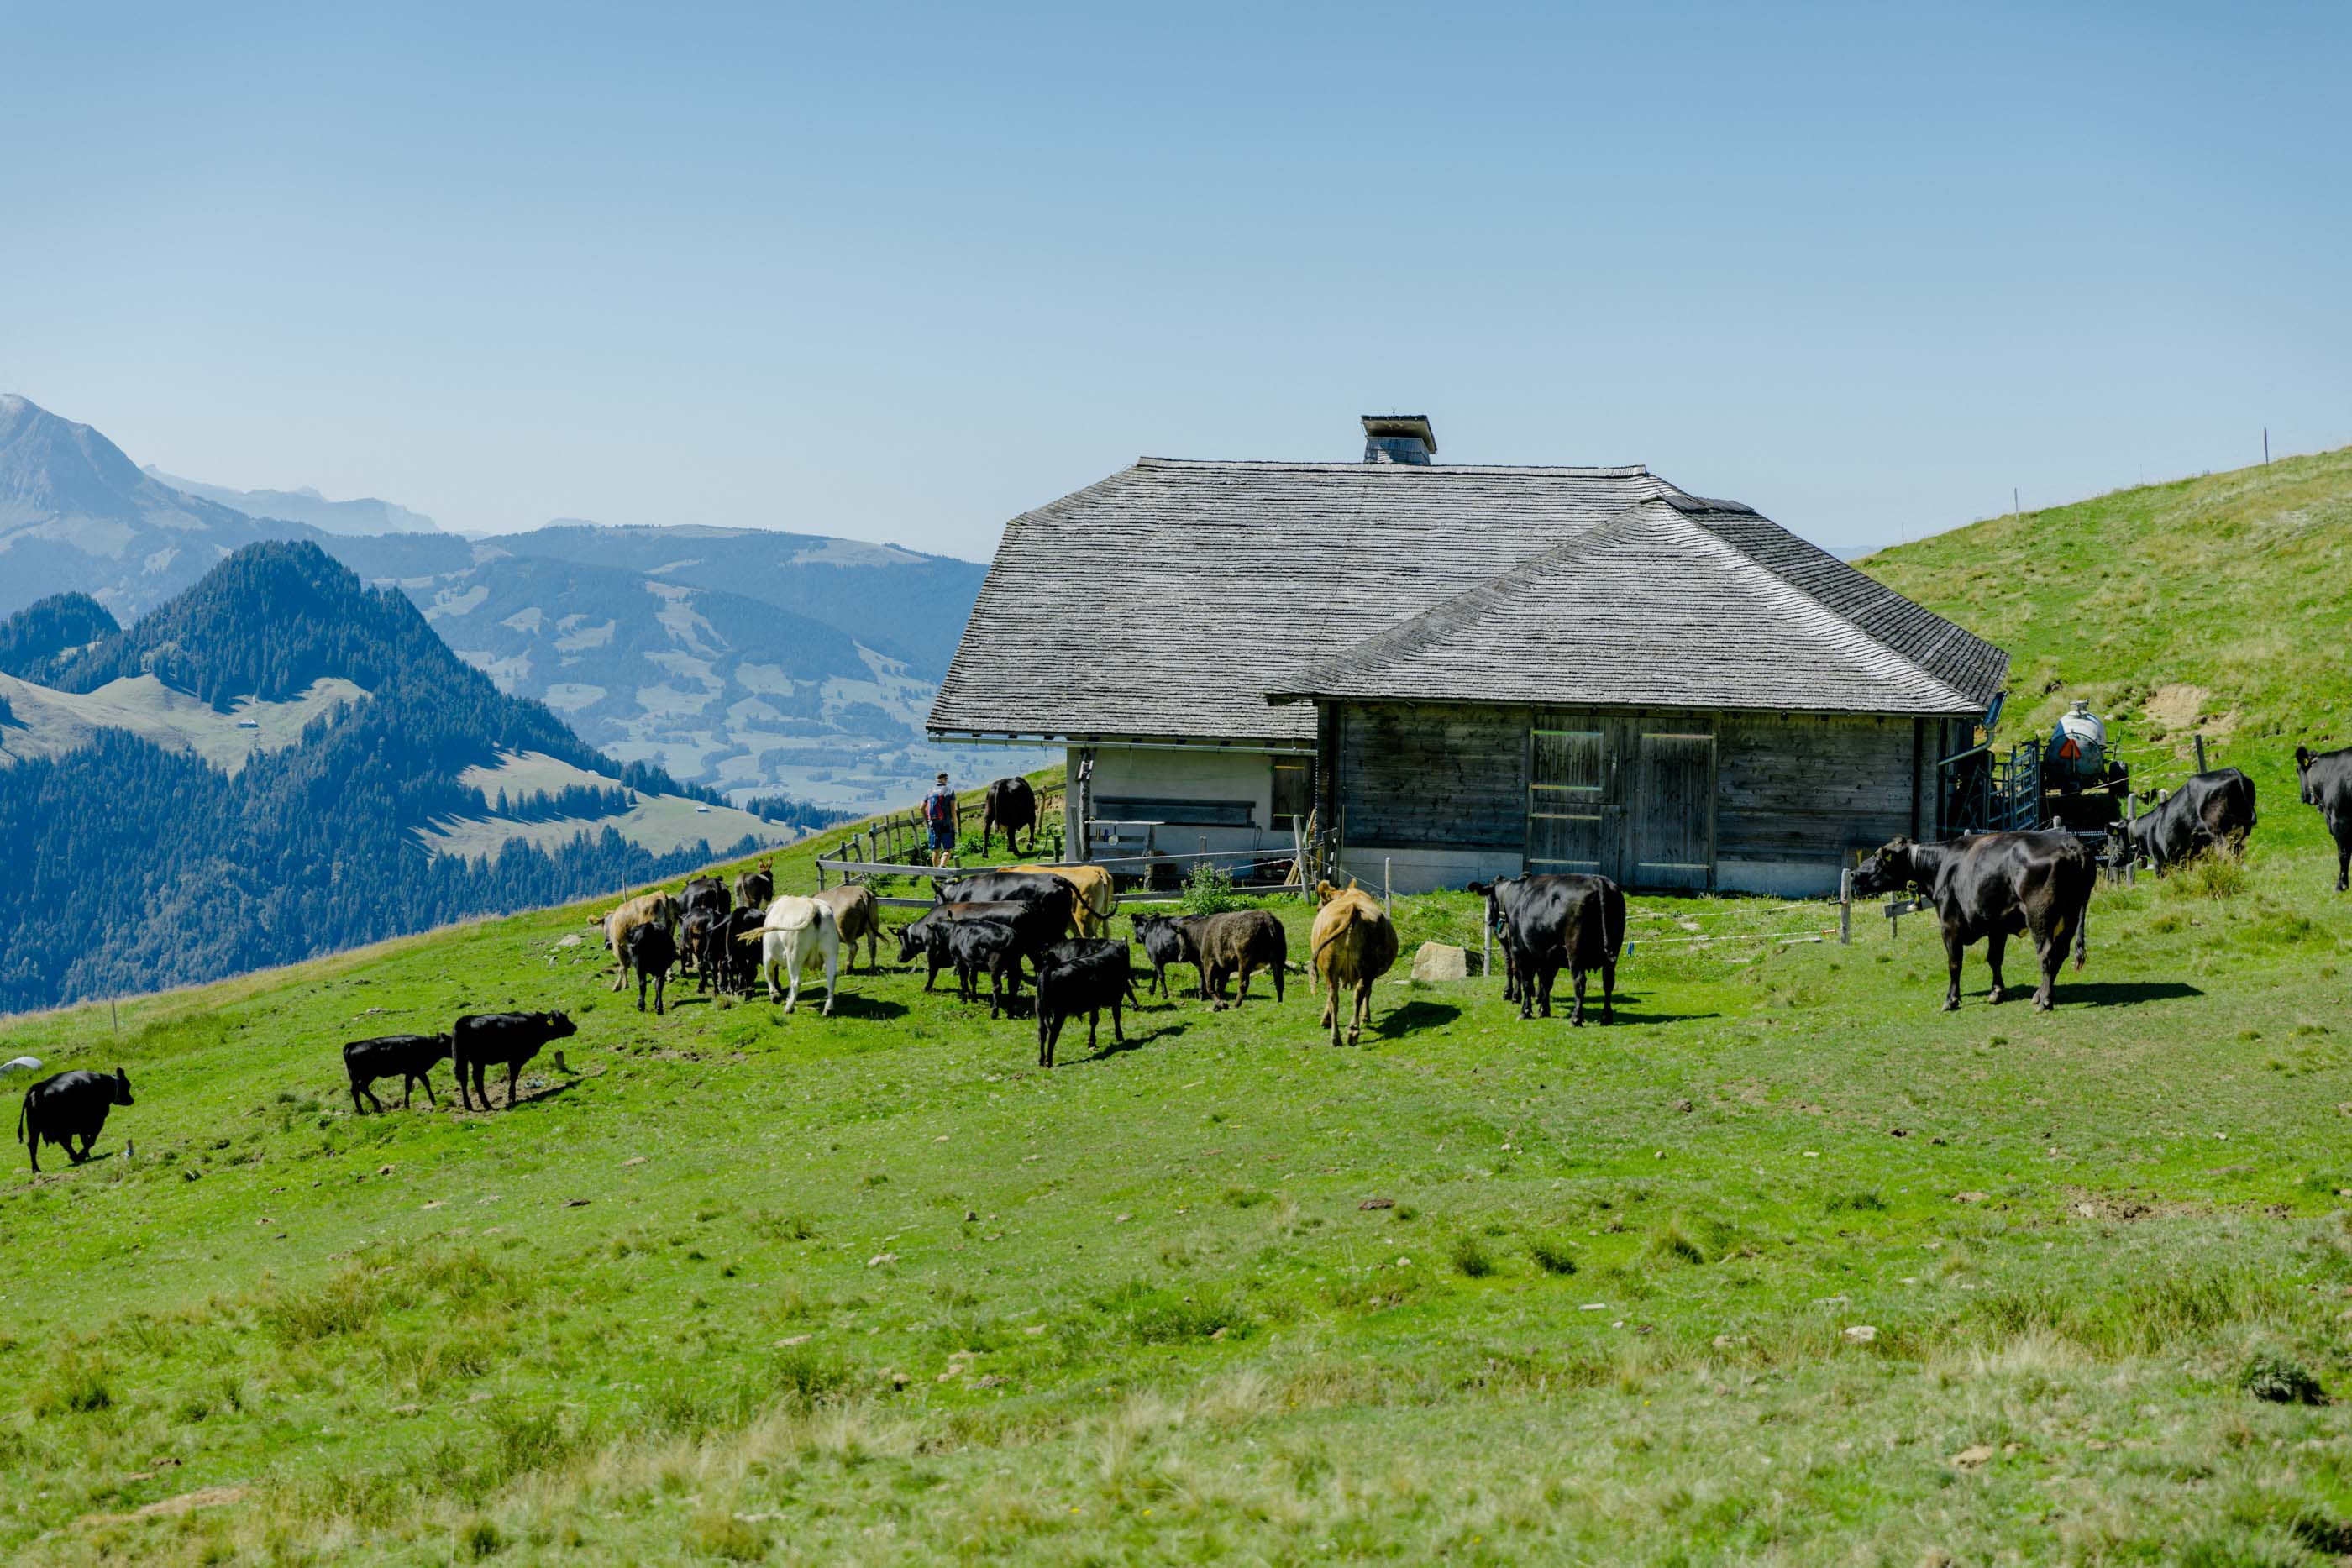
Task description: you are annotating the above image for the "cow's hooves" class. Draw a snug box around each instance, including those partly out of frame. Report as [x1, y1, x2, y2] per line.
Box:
[1940, 1001, 1959, 1013]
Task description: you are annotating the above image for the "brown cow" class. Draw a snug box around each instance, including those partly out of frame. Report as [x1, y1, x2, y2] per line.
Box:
[599, 890, 681, 993]
[1007, 863, 1116, 938]
[1310, 880, 1398, 1047]
[815, 884, 883, 972]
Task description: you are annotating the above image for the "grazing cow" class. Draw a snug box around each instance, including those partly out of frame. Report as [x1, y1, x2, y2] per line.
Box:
[733, 861, 774, 910]
[1852, 832, 2093, 1011]
[625, 921, 679, 1015]
[2296, 746, 2352, 892]
[1478, 873, 1625, 1025]
[938, 917, 1028, 1016]
[452, 1012, 576, 1111]
[1130, 913, 1199, 999]
[1143, 910, 1286, 1005]
[599, 891, 681, 993]
[1007, 863, 1116, 937]
[1310, 882, 1399, 1047]
[680, 873, 731, 919]
[980, 776, 1038, 856]
[343, 1034, 452, 1114]
[742, 895, 842, 1014]
[680, 905, 730, 993]
[816, 884, 883, 972]
[18, 1068, 134, 1174]
[2129, 768, 2256, 869]
[1035, 941, 1133, 1067]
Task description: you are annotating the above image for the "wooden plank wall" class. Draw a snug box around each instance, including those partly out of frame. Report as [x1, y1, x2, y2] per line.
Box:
[1710, 712, 1914, 863]
[1336, 700, 1527, 848]
[1331, 700, 1928, 884]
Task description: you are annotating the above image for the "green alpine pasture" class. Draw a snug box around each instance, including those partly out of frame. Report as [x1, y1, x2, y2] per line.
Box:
[6, 453, 2352, 1565]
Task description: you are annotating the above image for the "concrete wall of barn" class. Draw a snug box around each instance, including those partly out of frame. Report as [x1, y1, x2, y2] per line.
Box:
[1326, 700, 1934, 898]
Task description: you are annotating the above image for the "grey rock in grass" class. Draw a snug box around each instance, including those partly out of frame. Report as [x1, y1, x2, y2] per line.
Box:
[1410, 942, 1468, 983]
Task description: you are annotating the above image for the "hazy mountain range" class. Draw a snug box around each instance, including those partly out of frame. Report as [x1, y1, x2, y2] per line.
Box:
[0, 394, 1002, 810]
[142, 465, 444, 536]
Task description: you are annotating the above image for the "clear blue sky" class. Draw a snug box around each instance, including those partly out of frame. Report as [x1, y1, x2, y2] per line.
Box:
[3, 3, 2345, 557]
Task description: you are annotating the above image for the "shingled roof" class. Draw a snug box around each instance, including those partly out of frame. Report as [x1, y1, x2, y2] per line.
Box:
[929, 458, 2005, 744]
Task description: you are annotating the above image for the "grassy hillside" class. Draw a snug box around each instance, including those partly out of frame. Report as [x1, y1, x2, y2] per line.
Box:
[6, 455, 2352, 1564]
[1865, 444, 2352, 787]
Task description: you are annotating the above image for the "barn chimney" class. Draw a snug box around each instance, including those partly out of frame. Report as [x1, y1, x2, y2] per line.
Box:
[1361, 413, 1436, 465]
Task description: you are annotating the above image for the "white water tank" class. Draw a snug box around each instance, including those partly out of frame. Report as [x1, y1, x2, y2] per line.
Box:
[2047, 700, 2107, 783]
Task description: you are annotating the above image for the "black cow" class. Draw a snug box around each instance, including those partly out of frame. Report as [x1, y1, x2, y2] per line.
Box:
[680, 873, 730, 916]
[1853, 832, 2093, 1011]
[1129, 914, 1198, 999]
[1036, 941, 1132, 1067]
[2297, 745, 2352, 892]
[733, 862, 774, 910]
[626, 922, 678, 1015]
[18, 1068, 134, 1174]
[937, 873, 1076, 946]
[895, 902, 1029, 989]
[721, 908, 766, 994]
[939, 917, 1028, 1016]
[1466, 879, 1528, 1003]
[1475, 874, 1625, 1025]
[343, 1034, 452, 1114]
[980, 776, 1038, 856]
[915, 891, 1072, 966]
[680, 905, 729, 993]
[2129, 768, 2256, 869]
[451, 1011, 576, 1111]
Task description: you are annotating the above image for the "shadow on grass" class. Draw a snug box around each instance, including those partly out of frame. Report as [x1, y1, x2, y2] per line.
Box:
[818, 994, 909, 1020]
[496, 1079, 582, 1110]
[1372, 1001, 1464, 1037]
[1074, 1021, 1190, 1062]
[2054, 981, 2205, 1008]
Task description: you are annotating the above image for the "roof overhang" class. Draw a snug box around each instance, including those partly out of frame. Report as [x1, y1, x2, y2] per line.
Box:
[929, 727, 1313, 756]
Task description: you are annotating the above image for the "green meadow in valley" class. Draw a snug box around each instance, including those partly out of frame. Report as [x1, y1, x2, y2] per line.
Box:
[6, 450, 2352, 1564]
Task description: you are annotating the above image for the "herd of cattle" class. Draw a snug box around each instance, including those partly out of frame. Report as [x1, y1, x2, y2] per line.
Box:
[16, 751, 2352, 1174]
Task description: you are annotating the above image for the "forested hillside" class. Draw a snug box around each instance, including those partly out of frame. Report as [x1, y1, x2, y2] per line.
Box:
[0, 543, 785, 1011]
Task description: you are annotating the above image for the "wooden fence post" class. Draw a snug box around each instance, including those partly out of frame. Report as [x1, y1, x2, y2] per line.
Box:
[1383, 857, 1392, 915]
[2194, 735, 2208, 774]
[1482, 908, 1493, 980]
[1839, 870, 1852, 945]
[2124, 794, 2137, 888]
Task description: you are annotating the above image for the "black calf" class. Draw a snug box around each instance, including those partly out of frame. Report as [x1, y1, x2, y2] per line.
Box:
[343, 1034, 452, 1114]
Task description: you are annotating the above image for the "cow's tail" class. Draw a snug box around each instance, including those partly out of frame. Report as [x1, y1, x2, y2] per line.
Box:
[15, 1097, 27, 1147]
[1603, 882, 1628, 962]
[2072, 903, 2088, 971]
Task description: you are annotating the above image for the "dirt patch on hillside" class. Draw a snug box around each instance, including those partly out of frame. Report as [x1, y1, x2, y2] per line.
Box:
[2065, 1188, 2208, 1223]
[2144, 684, 2237, 740]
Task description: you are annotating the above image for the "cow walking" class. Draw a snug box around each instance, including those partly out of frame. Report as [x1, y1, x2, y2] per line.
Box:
[1853, 832, 2093, 1011]
[343, 1035, 452, 1114]
[980, 776, 1038, 857]
[2296, 746, 2352, 892]
[1310, 881, 1398, 1046]
[1472, 873, 1625, 1025]
[743, 896, 842, 1014]
[452, 1012, 576, 1111]
[18, 1068, 134, 1174]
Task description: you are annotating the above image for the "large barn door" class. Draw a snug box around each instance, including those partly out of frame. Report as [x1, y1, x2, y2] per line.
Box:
[1526, 725, 1607, 874]
[1632, 730, 1717, 891]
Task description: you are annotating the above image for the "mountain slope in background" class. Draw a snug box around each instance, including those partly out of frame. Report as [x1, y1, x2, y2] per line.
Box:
[323, 525, 1000, 810]
[1863, 444, 2352, 792]
[144, 465, 444, 536]
[0, 395, 316, 621]
[1, 395, 1008, 810]
[0, 541, 795, 1010]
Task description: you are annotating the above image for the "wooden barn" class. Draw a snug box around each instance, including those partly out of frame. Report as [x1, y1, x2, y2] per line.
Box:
[928, 416, 2008, 897]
